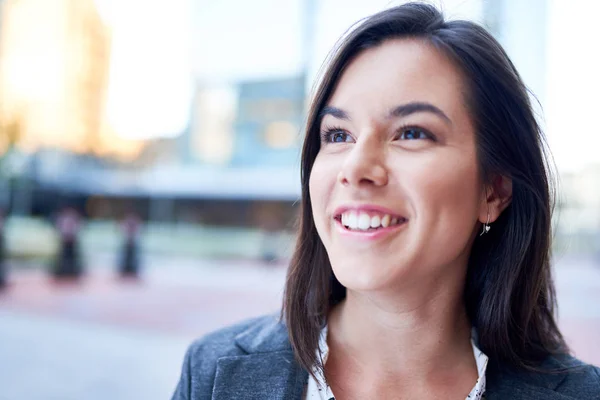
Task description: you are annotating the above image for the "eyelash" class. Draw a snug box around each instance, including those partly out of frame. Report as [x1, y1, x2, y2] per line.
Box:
[320, 125, 436, 143]
[320, 125, 349, 143]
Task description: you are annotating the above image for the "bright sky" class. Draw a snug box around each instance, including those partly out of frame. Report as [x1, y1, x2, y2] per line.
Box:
[190, 0, 482, 83]
[94, 0, 193, 139]
[544, 0, 600, 172]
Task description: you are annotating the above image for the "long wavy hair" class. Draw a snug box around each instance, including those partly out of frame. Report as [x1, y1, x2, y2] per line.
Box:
[283, 2, 567, 377]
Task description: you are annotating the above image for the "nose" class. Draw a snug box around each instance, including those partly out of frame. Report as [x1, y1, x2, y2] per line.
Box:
[337, 138, 388, 187]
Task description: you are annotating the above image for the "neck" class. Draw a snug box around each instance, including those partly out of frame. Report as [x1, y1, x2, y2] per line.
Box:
[327, 278, 474, 377]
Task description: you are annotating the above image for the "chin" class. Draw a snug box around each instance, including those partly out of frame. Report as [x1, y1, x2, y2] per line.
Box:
[329, 256, 402, 293]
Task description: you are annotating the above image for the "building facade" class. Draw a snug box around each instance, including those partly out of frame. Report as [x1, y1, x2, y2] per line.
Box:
[0, 0, 112, 154]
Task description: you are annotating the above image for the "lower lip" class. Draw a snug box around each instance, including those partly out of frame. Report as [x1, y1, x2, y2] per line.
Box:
[334, 218, 407, 241]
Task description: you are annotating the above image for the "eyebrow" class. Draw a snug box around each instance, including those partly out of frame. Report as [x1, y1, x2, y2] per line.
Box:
[318, 106, 350, 121]
[389, 102, 452, 125]
[318, 102, 452, 125]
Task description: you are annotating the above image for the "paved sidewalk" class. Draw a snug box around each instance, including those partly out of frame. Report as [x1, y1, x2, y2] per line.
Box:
[0, 310, 190, 400]
[0, 258, 286, 337]
[0, 258, 287, 400]
[0, 255, 598, 400]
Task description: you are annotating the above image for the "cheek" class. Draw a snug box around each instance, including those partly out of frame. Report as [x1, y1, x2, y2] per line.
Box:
[408, 153, 481, 235]
[308, 155, 333, 232]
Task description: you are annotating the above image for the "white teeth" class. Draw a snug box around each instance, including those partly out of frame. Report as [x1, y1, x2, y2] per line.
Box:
[358, 213, 371, 230]
[347, 212, 358, 229]
[340, 211, 404, 231]
[370, 215, 381, 228]
[381, 214, 391, 228]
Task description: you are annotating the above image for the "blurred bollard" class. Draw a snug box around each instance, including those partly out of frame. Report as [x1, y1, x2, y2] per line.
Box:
[261, 229, 278, 264]
[119, 212, 141, 278]
[256, 204, 282, 265]
[52, 207, 84, 279]
[259, 216, 279, 265]
[0, 210, 6, 289]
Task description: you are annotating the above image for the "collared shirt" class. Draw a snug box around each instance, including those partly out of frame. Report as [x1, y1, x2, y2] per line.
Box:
[305, 325, 488, 400]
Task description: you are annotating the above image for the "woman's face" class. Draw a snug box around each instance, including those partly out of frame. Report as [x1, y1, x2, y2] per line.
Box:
[309, 39, 485, 293]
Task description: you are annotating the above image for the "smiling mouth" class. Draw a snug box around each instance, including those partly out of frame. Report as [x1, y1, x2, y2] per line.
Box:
[334, 211, 407, 232]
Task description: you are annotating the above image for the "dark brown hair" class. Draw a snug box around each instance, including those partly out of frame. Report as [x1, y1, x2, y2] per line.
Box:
[283, 2, 567, 377]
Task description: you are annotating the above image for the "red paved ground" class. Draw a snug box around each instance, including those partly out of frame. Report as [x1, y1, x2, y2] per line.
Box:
[0, 268, 283, 339]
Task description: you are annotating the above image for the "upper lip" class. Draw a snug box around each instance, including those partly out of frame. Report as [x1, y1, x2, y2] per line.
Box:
[332, 204, 407, 220]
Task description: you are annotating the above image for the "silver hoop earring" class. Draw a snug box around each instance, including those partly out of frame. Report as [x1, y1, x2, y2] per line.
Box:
[480, 212, 491, 236]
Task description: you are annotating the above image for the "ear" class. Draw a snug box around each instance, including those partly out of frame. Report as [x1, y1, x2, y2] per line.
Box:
[478, 175, 512, 224]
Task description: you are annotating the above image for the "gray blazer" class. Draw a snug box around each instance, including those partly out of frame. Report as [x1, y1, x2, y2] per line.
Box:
[171, 315, 600, 400]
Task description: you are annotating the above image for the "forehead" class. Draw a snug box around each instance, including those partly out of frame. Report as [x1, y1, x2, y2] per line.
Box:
[327, 39, 468, 121]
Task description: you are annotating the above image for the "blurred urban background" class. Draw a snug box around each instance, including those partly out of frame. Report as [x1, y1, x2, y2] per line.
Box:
[0, 0, 598, 399]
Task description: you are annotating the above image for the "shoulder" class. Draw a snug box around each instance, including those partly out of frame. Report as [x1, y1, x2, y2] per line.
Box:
[171, 314, 290, 399]
[544, 354, 600, 398]
[489, 354, 600, 399]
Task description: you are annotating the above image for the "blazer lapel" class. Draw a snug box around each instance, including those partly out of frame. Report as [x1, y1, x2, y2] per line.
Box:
[212, 315, 309, 399]
[212, 352, 307, 400]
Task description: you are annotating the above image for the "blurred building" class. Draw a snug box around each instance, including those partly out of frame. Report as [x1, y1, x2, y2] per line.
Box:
[69, 75, 304, 226]
[231, 76, 304, 167]
[0, 0, 132, 156]
[178, 75, 304, 169]
[557, 164, 600, 254]
[11, 73, 305, 226]
[3, 0, 591, 239]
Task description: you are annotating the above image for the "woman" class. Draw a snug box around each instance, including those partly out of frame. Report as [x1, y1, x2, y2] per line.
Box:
[172, 3, 600, 399]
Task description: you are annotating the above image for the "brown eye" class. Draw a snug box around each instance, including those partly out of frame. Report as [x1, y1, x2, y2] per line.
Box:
[331, 132, 351, 142]
[394, 124, 439, 142]
[321, 128, 354, 143]
[398, 128, 429, 140]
